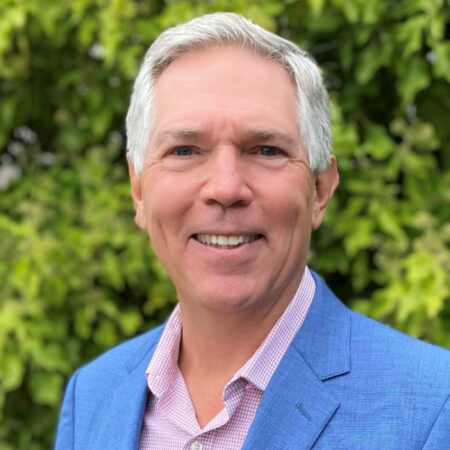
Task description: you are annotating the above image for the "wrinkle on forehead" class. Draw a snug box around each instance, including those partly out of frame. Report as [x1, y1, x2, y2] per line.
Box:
[148, 46, 303, 157]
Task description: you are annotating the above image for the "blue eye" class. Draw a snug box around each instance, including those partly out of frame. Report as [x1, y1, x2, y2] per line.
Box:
[173, 146, 194, 156]
[258, 146, 279, 156]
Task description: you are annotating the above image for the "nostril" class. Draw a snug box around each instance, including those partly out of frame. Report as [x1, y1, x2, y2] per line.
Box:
[200, 176, 253, 208]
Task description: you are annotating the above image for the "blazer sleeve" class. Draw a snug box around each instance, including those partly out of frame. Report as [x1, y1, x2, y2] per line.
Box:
[422, 394, 450, 449]
[54, 370, 79, 450]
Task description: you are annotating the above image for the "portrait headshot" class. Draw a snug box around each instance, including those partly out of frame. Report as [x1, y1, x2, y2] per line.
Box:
[53, 12, 450, 450]
[0, 2, 449, 450]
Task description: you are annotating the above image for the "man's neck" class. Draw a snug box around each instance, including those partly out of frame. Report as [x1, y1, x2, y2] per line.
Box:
[179, 308, 272, 378]
[177, 269, 304, 366]
[177, 304, 283, 428]
[176, 281, 300, 427]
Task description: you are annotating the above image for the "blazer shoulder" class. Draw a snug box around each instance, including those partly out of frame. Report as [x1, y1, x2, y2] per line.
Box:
[55, 324, 165, 449]
[306, 271, 450, 388]
[77, 323, 165, 382]
[350, 308, 450, 388]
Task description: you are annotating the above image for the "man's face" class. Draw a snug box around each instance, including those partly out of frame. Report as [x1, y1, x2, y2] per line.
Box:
[129, 46, 338, 317]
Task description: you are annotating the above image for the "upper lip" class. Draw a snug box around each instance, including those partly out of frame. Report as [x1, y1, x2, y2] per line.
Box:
[191, 230, 264, 237]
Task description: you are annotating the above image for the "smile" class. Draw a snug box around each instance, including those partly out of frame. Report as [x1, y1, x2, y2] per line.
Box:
[194, 234, 261, 249]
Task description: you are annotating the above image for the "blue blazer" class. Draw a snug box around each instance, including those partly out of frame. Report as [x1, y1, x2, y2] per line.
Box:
[55, 273, 450, 449]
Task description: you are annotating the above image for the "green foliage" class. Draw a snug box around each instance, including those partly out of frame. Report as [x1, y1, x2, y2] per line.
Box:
[0, 0, 448, 448]
[298, 0, 450, 347]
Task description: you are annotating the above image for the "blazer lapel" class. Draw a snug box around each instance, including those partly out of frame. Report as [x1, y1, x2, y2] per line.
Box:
[92, 331, 162, 450]
[242, 343, 340, 450]
[243, 273, 351, 450]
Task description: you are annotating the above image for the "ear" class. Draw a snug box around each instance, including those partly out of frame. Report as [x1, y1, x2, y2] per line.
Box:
[127, 153, 146, 230]
[311, 155, 339, 230]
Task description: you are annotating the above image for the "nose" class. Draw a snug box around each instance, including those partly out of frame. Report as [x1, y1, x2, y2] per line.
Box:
[200, 146, 253, 208]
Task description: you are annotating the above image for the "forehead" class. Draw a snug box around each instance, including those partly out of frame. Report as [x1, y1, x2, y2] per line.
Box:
[150, 46, 300, 141]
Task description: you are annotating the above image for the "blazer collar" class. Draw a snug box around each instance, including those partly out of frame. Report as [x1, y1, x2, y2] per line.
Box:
[294, 271, 351, 381]
[243, 272, 351, 450]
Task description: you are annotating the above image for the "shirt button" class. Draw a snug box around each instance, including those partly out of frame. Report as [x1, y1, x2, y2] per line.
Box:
[190, 442, 203, 450]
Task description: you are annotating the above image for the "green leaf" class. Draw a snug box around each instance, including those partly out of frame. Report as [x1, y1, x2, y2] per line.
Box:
[93, 320, 118, 349]
[307, 0, 326, 16]
[344, 218, 375, 257]
[118, 307, 143, 336]
[28, 372, 63, 407]
[0, 353, 24, 392]
[355, 40, 391, 85]
[363, 124, 395, 160]
[433, 42, 450, 82]
[397, 57, 430, 104]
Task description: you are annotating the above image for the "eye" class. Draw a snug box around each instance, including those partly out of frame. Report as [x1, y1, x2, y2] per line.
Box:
[257, 146, 281, 156]
[162, 144, 204, 170]
[172, 145, 195, 156]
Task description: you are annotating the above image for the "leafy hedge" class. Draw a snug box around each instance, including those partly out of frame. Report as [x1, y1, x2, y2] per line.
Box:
[0, 0, 448, 448]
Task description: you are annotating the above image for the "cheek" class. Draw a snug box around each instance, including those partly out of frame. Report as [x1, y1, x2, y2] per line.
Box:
[141, 174, 194, 237]
[259, 181, 314, 247]
[275, 196, 312, 238]
[261, 173, 312, 218]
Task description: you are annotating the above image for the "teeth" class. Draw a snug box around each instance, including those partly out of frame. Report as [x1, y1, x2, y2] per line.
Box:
[217, 235, 227, 246]
[196, 234, 258, 248]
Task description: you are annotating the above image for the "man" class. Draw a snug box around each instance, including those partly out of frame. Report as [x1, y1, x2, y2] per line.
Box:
[55, 13, 450, 449]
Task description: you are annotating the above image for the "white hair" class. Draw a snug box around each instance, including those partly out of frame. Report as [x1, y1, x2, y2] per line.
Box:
[126, 12, 332, 173]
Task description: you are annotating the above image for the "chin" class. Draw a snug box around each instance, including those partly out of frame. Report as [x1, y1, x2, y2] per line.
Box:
[195, 280, 262, 314]
[209, 295, 256, 313]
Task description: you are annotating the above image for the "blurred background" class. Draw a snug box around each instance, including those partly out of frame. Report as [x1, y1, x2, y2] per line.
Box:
[0, 0, 449, 448]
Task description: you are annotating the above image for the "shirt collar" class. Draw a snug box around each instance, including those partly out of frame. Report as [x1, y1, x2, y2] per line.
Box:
[145, 305, 183, 398]
[230, 266, 315, 391]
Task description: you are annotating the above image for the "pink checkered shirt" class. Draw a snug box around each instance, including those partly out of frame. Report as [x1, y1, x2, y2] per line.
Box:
[139, 267, 315, 450]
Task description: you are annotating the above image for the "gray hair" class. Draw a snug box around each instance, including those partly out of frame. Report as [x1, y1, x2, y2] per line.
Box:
[126, 12, 332, 173]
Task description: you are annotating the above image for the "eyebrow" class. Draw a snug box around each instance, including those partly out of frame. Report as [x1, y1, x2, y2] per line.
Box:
[156, 129, 203, 146]
[156, 127, 297, 147]
[243, 129, 297, 147]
